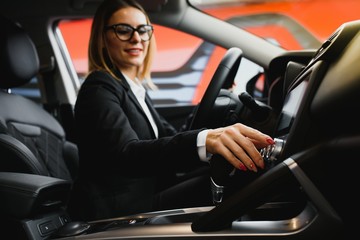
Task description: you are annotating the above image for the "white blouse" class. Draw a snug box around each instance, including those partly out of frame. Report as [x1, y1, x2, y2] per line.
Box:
[124, 75, 159, 138]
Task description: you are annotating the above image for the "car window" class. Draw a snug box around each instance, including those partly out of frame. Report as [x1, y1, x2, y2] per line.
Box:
[58, 19, 263, 107]
[11, 14, 262, 108]
[12, 0, 360, 108]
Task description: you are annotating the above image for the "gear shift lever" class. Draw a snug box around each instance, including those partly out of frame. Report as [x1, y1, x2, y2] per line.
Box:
[210, 178, 225, 205]
[209, 155, 235, 205]
[210, 138, 284, 205]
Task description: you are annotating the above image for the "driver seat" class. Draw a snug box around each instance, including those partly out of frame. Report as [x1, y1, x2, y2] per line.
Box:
[0, 16, 78, 182]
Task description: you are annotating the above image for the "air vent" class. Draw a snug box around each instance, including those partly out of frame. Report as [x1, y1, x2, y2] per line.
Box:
[309, 28, 341, 63]
[328, 28, 341, 42]
[316, 29, 340, 58]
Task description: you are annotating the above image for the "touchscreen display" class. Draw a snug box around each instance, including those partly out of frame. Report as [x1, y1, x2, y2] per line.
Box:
[276, 80, 308, 134]
[283, 80, 308, 117]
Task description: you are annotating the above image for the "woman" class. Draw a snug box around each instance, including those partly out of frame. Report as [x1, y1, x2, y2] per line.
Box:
[69, 0, 275, 221]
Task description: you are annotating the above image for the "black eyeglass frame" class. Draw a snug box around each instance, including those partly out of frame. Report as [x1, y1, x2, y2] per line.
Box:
[104, 23, 154, 42]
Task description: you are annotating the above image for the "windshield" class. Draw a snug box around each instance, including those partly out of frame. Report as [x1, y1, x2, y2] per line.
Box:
[189, 0, 360, 50]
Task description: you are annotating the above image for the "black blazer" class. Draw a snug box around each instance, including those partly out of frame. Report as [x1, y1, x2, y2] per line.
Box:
[75, 70, 203, 178]
[72, 70, 208, 219]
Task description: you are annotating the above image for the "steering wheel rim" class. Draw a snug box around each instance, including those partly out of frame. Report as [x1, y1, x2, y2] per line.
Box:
[189, 47, 243, 130]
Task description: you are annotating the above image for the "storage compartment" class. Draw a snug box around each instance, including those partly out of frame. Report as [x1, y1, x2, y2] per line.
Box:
[0, 172, 72, 239]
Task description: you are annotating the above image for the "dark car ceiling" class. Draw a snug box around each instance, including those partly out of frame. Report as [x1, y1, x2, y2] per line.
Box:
[0, 0, 284, 71]
[0, 0, 170, 17]
[0, 0, 175, 44]
[0, 0, 184, 35]
[71, 0, 169, 11]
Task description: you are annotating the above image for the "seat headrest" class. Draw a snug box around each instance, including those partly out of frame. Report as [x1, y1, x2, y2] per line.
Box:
[0, 16, 39, 89]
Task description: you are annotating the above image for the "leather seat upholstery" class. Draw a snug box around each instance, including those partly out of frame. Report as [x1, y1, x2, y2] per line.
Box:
[0, 16, 78, 182]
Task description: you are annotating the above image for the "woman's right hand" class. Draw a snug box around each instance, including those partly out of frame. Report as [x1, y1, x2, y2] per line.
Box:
[206, 123, 274, 172]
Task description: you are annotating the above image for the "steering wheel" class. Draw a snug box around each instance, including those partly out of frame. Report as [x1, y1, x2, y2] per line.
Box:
[189, 47, 243, 130]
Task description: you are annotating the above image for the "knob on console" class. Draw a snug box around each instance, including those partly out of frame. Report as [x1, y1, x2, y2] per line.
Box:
[260, 138, 285, 162]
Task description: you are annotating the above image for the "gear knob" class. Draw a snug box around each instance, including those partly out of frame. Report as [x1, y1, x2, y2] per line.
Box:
[260, 138, 285, 162]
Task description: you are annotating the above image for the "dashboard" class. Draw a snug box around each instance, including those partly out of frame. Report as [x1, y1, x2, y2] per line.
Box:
[264, 19, 360, 162]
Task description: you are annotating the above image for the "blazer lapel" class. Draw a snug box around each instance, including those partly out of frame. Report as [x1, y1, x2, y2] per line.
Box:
[114, 69, 146, 112]
[145, 94, 166, 137]
[115, 69, 162, 138]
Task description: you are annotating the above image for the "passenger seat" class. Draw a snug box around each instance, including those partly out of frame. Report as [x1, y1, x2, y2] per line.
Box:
[0, 15, 78, 182]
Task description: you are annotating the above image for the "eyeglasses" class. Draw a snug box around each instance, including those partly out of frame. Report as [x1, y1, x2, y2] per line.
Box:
[104, 23, 154, 42]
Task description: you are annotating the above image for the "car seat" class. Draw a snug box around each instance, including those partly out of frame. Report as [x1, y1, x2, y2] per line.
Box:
[0, 15, 78, 182]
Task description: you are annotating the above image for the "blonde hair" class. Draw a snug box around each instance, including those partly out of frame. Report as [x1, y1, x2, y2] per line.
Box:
[88, 0, 157, 89]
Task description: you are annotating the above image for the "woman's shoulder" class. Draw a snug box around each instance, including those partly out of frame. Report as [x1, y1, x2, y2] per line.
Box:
[82, 70, 127, 89]
[85, 70, 116, 84]
[78, 70, 128, 99]
[76, 70, 127, 106]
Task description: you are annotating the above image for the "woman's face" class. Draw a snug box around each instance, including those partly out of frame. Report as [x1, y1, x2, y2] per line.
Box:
[104, 7, 150, 76]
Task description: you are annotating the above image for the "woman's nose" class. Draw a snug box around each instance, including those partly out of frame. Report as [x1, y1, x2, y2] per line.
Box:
[130, 30, 141, 42]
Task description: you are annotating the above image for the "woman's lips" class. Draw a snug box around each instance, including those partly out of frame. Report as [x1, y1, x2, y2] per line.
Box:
[125, 48, 142, 56]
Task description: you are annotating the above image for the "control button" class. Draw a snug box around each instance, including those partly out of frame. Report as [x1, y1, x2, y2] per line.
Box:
[39, 221, 56, 235]
[60, 215, 70, 224]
